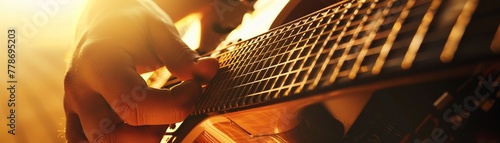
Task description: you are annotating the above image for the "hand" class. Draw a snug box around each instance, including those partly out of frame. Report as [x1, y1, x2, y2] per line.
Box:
[63, 1, 219, 142]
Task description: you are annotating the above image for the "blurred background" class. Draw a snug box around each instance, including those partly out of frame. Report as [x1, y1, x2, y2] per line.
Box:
[0, 0, 91, 142]
[0, 0, 281, 142]
[0, 0, 235, 142]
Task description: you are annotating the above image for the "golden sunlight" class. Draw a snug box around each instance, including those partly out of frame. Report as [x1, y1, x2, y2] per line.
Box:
[0, 0, 86, 142]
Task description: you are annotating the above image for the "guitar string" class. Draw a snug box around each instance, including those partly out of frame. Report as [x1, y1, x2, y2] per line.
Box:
[208, 0, 359, 109]
[216, 17, 319, 108]
[198, 0, 388, 112]
[195, 0, 428, 113]
[212, 0, 359, 66]
[230, 1, 398, 105]
[401, 0, 442, 70]
[215, 0, 386, 78]
[266, 14, 334, 100]
[348, 0, 396, 79]
[300, 0, 376, 92]
[372, 0, 417, 75]
[221, 39, 258, 108]
[328, 0, 374, 84]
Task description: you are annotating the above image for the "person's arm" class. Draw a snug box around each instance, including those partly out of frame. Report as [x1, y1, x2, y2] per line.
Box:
[78, 39, 202, 125]
[76, 13, 218, 125]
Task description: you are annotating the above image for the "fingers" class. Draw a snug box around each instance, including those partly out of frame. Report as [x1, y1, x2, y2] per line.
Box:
[147, 66, 171, 89]
[65, 112, 88, 143]
[108, 125, 167, 143]
[170, 80, 203, 108]
[93, 124, 168, 143]
[146, 8, 220, 82]
[71, 81, 199, 142]
[122, 81, 201, 125]
[70, 84, 169, 143]
[192, 57, 220, 84]
[64, 92, 89, 143]
[77, 38, 207, 125]
[147, 12, 201, 81]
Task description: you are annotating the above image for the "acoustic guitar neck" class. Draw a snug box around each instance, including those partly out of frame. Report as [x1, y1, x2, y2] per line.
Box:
[192, 0, 499, 115]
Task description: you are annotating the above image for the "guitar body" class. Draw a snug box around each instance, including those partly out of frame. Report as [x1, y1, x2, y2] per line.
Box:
[167, 0, 500, 142]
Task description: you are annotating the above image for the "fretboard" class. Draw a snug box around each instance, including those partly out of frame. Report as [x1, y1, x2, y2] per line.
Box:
[192, 0, 498, 115]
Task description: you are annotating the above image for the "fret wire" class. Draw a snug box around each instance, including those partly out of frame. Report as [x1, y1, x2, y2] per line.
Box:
[259, 35, 298, 97]
[282, 17, 317, 96]
[215, 58, 241, 109]
[226, 37, 272, 105]
[310, 1, 352, 89]
[231, 57, 301, 89]
[225, 30, 321, 78]
[245, 75, 259, 98]
[372, 0, 416, 75]
[224, 1, 369, 67]
[244, 38, 263, 60]
[327, 1, 364, 84]
[264, 28, 306, 94]
[234, 35, 271, 77]
[196, 1, 332, 112]
[198, 0, 438, 113]
[282, 14, 383, 58]
[198, 70, 222, 112]
[213, 0, 361, 68]
[201, 0, 380, 112]
[236, 51, 251, 78]
[218, 24, 320, 90]
[224, 32, 282, 105]
[215, 45, 235, 67]
[249, 81, 307, 99]
[214, 40, 256, 109]
[271, 24, 312, 96]
[207, 46, 241, 110]
[229, 48, 245, 78]
[205, 74, 226, 112]
[324, 5, 402, 39]
[237, 23, 307, 98]
[299, 1, 387, 33]
[206, 44, 237, 90]
[242, 43, 265, 71]
[235, 45, 258, 77]
[294, 11, 335, 93]
[326, 1, 390, 72]
[269, 0, 365, 38]
[333, 0, 377, 81]
[262, 32, 305, 99]
[440, 0, 478, 63]
[227, 69, 309, 104]
[218, 37, 385, 107]
[401, 0, 442, 70]
[228, 41, 255, 70]
[231, 49, 303, 96]
[233, 74, 267, 104]
[262, 72, 276, 99]
[225, 49, 237, 68]
[276, 2, 363, 43]
[317, 46, 383, 81]
[242, 41, 258, 60]
[223, 0, 360, 56]
[239, 35, 279, 101]
[237, 76, 251, 100]
[349, 0, 395, 79]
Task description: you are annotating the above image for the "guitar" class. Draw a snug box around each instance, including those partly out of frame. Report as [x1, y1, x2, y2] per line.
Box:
[165, 0, 500, 142]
